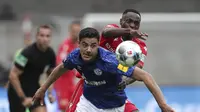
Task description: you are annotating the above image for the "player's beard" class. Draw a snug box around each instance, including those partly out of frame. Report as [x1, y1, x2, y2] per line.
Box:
[37, 42, 48, 51]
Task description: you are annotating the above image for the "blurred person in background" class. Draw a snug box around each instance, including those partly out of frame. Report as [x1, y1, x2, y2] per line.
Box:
[66, 9, 148, 112]
[8, 25, 56, 112]
[54, 20, 81, 112]
[4, 16, 33, 89]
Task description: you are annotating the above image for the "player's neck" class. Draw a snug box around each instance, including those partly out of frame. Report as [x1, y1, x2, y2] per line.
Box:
[35, 42, 48, 52]
[122, 36, 131, 41]
[82, 54, 98, 64]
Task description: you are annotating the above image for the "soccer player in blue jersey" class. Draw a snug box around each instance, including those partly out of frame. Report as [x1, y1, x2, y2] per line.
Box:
[33, 27, 174, 112]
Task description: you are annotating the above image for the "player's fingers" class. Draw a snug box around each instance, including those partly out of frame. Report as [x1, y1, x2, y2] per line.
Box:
[40, 99, 44, 106]
[138, 35, 147, 40]
[32, 96, 36, 105]
[143, 33, 148, 37]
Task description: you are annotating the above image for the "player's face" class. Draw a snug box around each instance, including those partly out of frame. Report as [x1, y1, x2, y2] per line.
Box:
[120, 12, 141, 30]
[70, 24, 81, 41]
[79, 37, 99, 62]
[36, 28, 52, 50]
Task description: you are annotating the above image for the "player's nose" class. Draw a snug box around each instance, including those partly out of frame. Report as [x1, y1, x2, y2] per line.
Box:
[129, 23, 135, 29]
[86, 46, 92, 52]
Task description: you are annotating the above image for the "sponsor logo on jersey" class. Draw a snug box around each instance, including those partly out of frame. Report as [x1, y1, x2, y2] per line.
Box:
[85, 80, 106, 86]
[117, 64, 129, 72]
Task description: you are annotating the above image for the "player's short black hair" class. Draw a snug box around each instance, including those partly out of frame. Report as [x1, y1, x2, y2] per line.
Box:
[37, 24, 52, 34]
[123, 9, 141, 17]
[79, 27, 100, 41]
[69, 20, 81, 29]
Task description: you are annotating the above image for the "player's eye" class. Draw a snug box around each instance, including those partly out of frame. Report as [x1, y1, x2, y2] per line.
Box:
[82, 43, 88, 48]
[40, 34, 50, 37]
[91, 44, 97, 48]
[126, 19, 133, 23]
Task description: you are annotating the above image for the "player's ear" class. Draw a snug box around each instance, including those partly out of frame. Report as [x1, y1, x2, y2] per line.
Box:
[120, 18, 122, 26]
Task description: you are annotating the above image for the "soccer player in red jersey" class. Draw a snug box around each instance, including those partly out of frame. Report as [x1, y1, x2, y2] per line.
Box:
[100, 9, 148, 112]
[54, 21, 80, 112]
[66, 9, 148, 112]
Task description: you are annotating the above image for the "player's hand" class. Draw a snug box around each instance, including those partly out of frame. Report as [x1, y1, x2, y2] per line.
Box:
[160, 104, 175, 112]
[117, 81, 126, 90]
[32, 88, 46, 106]
[48, 93, 55, 103]
[22, 97, 33, 107]
[130, 29, 148, 40]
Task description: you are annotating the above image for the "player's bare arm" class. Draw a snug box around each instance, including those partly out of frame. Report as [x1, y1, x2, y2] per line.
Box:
[132, 67, 166, 106]
[103, 27, 147, 40]
[131, 67, 174, 111]
[123, 63, 142, 84]
[46, 68, 56, 103]
[102, 27, 131, 38]
[32, 63, 67, 105]
[9, 65, 25, 100]
[118, 63, 142, 90]
[46, 68, 54, 92]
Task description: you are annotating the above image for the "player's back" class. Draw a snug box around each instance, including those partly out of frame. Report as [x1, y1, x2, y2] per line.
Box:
[63, 47, 135, 109]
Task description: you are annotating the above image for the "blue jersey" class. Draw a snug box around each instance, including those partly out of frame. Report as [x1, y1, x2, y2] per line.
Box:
[62, 47, 135, 109]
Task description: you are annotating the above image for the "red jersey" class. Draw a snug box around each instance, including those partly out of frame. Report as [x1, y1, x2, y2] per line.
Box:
[54, 38, 78, 110]
[100, 24, 147, 67]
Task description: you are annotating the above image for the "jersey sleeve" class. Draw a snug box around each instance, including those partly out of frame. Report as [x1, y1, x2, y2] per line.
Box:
[14, 48, 29, 70]
[100, 24, 120, 49]
[62, 51, 76, 70]
[105, 55, 135, 77]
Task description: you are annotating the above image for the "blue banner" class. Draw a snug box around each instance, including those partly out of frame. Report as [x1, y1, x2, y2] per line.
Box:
[0, 86, 200, 112]
[125, 86, 200, 112]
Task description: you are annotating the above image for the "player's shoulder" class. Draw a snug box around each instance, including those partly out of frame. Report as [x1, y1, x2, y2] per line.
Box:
[132, 38, 147, 47]
[105, 24, 120, 28]
[20, 43, 35, 56]
[63, 48, 80, 65]
[132, 38, 147, 55]
[99, 47, 118, 63]
[63, 38, 72, 44]
[68, 48, 80, 58]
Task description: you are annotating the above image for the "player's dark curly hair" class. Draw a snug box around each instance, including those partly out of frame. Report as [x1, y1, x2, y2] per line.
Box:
[123, 9, 141, 17]
[79, 27, 100, 41]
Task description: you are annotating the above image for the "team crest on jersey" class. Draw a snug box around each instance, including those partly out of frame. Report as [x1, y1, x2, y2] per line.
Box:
[94, 68, 102, 76]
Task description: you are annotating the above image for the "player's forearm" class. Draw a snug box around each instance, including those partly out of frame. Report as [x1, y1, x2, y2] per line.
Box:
[124, 78, 136, 85]
[125, 63, 143, 85]
[47, 84, 54, 94]
[142, 75, 167, 108]
[9, 72, 26, 99]
[41, 64, 66, 91]
[102, 28, 131, 38]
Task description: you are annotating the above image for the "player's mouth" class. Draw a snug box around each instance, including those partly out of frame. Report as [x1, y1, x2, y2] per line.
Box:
[83, 54, 92, 59]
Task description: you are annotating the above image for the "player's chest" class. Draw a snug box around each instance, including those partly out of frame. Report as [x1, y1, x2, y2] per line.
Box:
[75, 63, 109, 80]
[28, 53, 51, 69]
